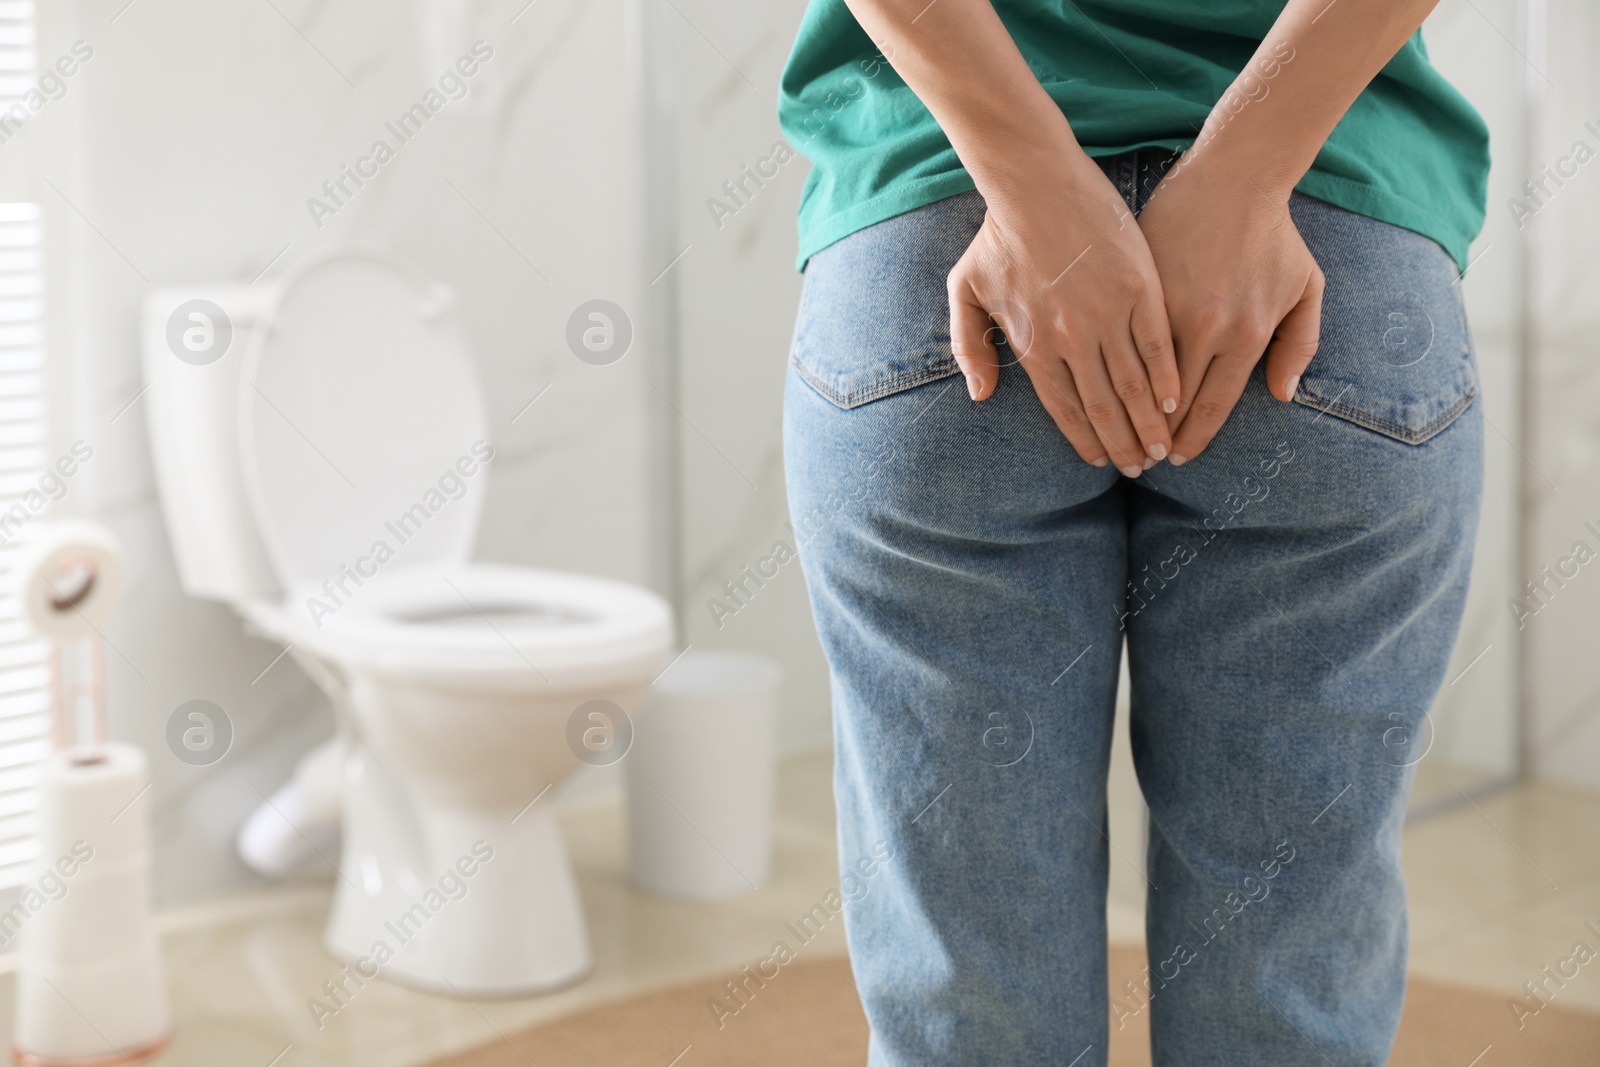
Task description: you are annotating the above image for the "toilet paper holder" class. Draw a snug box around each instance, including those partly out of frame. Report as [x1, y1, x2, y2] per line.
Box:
[8, 521, 171, 1067]
[48, 609, 106, 761]
[13, 524, 125, 758]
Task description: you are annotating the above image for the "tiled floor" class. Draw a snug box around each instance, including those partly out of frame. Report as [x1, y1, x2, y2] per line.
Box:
[0, 754, 847, 1067]
[1404, 782, 1600, 1013]
[1, 753, 1596, 1066]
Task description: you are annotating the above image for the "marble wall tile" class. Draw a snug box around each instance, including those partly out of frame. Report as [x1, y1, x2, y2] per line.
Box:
[669, 0, 832, 754]
[1414, 0, 1526, 787]
[36, 0, 658, 904]
[1521, 0, 1600, 788]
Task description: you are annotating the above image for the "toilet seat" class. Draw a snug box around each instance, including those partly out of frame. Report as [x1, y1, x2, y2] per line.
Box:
[276, 563, 672, 690]
[228, 247, 674, 694]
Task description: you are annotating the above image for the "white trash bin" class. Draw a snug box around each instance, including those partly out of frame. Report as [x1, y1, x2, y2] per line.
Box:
[626, 649, 782, 900]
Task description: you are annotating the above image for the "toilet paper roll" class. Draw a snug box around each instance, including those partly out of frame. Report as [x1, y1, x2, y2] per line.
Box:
[14, 743, 170, 1060]
[10, 520, 127, 643]
[33, 743, 149, 871]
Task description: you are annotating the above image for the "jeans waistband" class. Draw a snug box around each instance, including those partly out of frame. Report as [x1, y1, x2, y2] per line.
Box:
[1097, 146, 1183, 215]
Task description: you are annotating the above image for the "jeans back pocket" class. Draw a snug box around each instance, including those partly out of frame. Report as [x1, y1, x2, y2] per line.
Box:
[788, 193, 983, 409]
[1287, 195, 1479, 445]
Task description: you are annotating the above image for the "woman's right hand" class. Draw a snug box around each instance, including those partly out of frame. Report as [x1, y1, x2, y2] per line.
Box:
[949, 154, 1179, 475]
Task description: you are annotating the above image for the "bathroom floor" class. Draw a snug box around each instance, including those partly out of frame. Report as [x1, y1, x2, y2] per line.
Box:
[2, 753, 1596, 1067]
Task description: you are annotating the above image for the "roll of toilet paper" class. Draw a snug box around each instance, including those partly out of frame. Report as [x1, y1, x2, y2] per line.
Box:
[31, 743, 149, 871]
[11, 520, 127, 643]
[13, 743, 170, 1060]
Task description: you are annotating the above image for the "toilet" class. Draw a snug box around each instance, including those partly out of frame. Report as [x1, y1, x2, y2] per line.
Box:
[141, 247, 674, 995]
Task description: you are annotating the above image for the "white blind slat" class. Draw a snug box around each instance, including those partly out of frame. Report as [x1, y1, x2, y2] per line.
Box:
[0, 0, 51, 892]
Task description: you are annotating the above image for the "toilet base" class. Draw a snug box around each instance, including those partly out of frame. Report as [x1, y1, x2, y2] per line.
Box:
[324, 949, 594, 1001]
[324, 741, 592, 996]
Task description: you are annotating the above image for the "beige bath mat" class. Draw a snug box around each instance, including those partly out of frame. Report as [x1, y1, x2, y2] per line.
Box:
[425, 946, 1600, 1066]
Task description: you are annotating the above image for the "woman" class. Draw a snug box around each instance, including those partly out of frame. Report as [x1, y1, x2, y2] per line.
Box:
[778, 1, 1487, 1064]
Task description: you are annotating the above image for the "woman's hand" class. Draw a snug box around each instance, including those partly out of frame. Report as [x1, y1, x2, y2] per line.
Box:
[831, 0, 1431, 469]
[1126, 0, 1441, 466]
[815, 0, 1179, 474]
[951, 154, 1180, 476]
[1136, 164, 1324, 465]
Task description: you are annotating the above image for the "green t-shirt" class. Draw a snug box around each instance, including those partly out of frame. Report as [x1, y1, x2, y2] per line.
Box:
[777, 2, 1489, 273]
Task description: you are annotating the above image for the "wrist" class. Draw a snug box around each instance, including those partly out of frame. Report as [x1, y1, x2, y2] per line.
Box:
[968, 134, 1102, 216]
[1167, 121, 1303, 205]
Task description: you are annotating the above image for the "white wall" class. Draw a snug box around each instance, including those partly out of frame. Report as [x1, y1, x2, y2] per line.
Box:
[1411, 0, 1526, 791]
[34, 0, 656, 904]
[667, 0, 833, 753]
[1521, 0, 1600, 788]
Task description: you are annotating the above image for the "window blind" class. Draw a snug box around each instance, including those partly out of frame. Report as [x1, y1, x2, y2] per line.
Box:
[0, 0, 53, 889]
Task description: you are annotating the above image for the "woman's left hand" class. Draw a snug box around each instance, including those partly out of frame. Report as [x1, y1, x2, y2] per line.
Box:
[1136, 162, 1325, 465]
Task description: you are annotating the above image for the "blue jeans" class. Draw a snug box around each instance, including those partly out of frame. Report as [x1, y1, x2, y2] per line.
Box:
[783, 148, 1482, 1066]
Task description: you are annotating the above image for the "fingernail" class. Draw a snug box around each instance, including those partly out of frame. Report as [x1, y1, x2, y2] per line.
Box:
[1162, 397, 1177, 414]
[965, 374, 981, 401]
[1120, 465, 1142, 478]
[1147, 442, 1167, 461]
[1142, 456, 1156, 470]
[1169, 453, 1188, 467]
[1091, 456, 1110, 468]
[1284, 375, 1299, 400]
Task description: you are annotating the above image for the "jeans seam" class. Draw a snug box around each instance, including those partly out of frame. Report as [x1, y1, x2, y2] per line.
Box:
[1117, 156, 1137, 212]
[1291, 384, 1478, 444]
[789, 354, 960, 409]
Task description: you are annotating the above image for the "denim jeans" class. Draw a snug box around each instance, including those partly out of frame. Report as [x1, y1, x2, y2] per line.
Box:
[782, 148, 1482, 1066]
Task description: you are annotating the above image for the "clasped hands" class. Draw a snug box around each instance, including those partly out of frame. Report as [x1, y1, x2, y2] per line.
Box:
[949, 149, 1325, 473]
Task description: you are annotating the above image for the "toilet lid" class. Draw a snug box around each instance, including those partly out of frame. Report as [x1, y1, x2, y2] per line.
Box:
[239, 249, 488, 588]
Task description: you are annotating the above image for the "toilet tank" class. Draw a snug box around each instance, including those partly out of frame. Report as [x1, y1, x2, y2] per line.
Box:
[142, 285, 281, 602]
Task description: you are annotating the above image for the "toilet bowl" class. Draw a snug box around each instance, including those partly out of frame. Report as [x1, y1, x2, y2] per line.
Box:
[142, 248, 673, 994]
